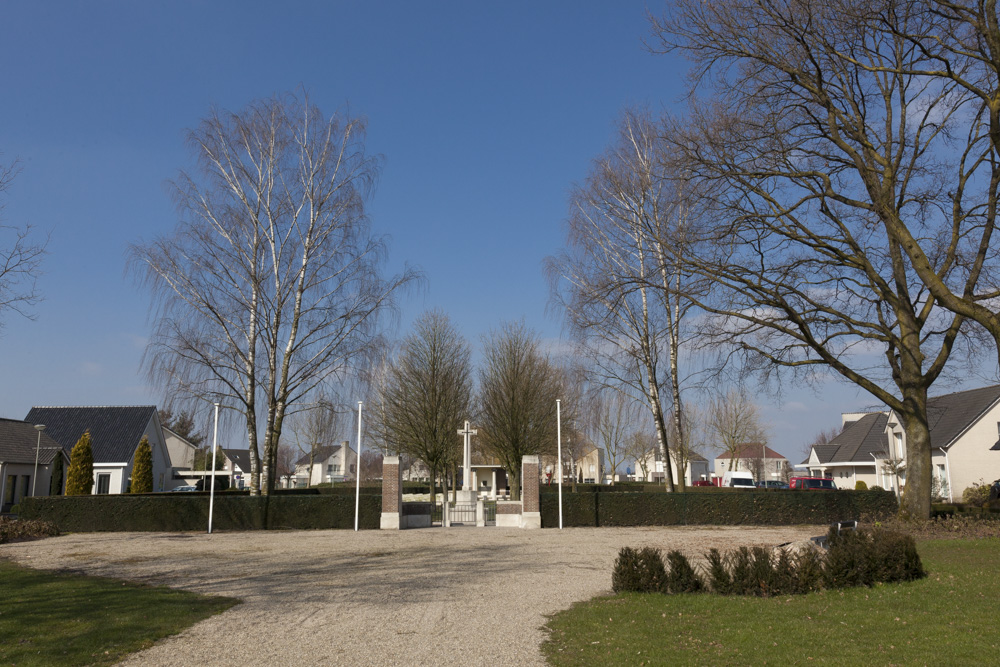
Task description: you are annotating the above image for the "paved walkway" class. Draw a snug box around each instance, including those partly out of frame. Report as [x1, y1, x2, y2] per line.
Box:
[1, 525, 820, 666]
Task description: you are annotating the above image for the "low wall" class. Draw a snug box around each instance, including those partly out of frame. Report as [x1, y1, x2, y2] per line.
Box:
[539, 489, 897, 528]
[18, 494, 382, 531]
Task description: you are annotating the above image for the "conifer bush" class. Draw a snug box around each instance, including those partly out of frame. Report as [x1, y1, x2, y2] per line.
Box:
[664, 550, 704, 593]
[855, 480, 868, 490]
[705, 548, 733, 595]
[612, 546, 668, 593]
[130, 437, 153, 494]
[65, 432, 94, 496]
[48, 454, 63, 495]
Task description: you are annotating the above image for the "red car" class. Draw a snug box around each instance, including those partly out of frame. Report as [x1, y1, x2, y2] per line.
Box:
[692, 480, 713, 487]
[789, 476, 837, 490]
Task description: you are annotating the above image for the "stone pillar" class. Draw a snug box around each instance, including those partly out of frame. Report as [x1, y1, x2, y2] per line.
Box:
[380, 456, 402, 530]
[491, 470, 497, 500]
[521, 455, 541, 529]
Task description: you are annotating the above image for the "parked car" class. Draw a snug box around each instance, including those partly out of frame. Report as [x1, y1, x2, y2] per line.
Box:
[169, 485, 198, 492]
[692, 480, 714, 487]
[722, 471, 755, 488]
[756, 480, 789, 489]
[789, 476, 837, 490]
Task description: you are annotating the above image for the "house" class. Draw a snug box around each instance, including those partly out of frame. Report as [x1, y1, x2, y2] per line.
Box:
[714, 444, 789, 484]
[292, 441, 357, 486]
[0, 418, 71, 512]
[804, 385, 1000, 501]
[799, 412, 887, 490]
[633, 447, 711, 486]
[222, 448, 253, 489]
[162, 426, 197, 472]
[24, 406, 173, 494]
[573, 445, 604, 484]
[402, 458, 431, 482]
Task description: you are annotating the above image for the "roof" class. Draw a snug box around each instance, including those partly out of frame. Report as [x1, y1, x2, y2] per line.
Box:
[828, 413, 889, 463]
[294, 444, 343, 466]
[923, 385, 1000, 449]
[24, 406, 157, 464]
[162, 426, 198, 449]
[223, 448, 252, 472]
[0, 418, 67, 465]
[716, 444, 786, 461]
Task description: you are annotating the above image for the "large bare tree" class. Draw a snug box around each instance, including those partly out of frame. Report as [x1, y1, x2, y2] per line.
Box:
[708, 389, 768, 473]
[651, 0, 989, 517]
[0, 158, 46, 333]
[478, 321, 564, 500]
[131, 92, 417, 495]
[587, 387, 637, 484]
[547, 110, 707, 493]
[288, 395, 344, 487]
[371, 310, 472, 506]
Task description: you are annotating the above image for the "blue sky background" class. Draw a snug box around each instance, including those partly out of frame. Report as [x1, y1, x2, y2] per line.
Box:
[1, 1, 893, 460]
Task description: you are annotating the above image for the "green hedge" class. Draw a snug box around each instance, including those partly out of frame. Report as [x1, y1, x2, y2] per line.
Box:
[540, 489, 897, 527]
[17, 494, 381, 531]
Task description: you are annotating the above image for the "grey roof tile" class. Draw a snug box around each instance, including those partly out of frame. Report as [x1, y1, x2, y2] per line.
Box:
[924, 385, 1000, 448]
[0, 418, 66, 465]
[24, 406, 157, 464]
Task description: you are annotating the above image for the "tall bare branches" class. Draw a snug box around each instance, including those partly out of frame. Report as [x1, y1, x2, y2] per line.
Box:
[130, 92, 418, 495]
[371, 310, 472, 506]
[0, 158, 46, 333]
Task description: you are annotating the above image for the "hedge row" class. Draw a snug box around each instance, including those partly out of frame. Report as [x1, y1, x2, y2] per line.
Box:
[539, 489, 897, 527]
[17, 494, 381, 531]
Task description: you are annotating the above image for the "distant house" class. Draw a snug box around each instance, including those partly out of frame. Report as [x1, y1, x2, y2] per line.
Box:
[803, 385, 1000, 501]
[222, 449, 253, 489]
[293, 441, 357, 486]
[0, 418, 70, 511]
[573, 446, 605, 484]
[402, 458, 431, 482]
[24, 406, 173, 494]
[634, 447, 711, 486]
[162, 426, 197, 472]
[714, 444, 789, 483]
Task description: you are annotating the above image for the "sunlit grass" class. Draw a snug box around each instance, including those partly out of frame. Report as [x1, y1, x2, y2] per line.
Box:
[543, 539, 1000, 665]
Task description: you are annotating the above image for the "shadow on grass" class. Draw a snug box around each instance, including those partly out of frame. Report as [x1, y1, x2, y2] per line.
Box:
[0, 558, 239, 667]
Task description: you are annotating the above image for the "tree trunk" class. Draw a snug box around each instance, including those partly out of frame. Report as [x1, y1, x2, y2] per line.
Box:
[451, 462, 457, 502]
[307, 446, 316, 488]
[897, 400, 932, 519]
[509, 468, 520, 501]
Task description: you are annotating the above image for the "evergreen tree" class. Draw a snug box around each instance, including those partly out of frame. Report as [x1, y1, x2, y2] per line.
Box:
[130, 436, 153, 493]
[48, 453, 64, 495]
[65, 431, 94, 495]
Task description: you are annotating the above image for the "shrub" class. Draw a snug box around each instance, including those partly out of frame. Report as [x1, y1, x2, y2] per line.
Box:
[0, 517, 59, 544]
[49, 453, 64, 495]
[130, 437, 153, 494]
[855, 480, 868, 490]
[65, 431, 94, 496]
[962, 480, 992, 508]
[793, 547, 825, 593]
[825, 526, 925, 588]
[664, 550, 704, 593]
[612, 547, 668, 593]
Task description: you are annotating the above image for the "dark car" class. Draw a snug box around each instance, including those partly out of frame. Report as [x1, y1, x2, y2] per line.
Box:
[789, 476, 837, 490]
[756, 480, 789, 489]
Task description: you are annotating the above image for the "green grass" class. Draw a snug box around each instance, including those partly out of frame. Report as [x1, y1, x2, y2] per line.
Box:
[0, 559, 239, 666]
[543, 539, 1000, 666]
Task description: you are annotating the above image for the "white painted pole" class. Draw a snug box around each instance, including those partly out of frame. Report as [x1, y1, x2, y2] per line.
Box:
[557, 399, 563, 530]
[208, 402, 219, 534]
[354, 401, 363, 532]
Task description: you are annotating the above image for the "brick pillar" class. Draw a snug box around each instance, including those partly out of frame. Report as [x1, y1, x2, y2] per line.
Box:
[521, 455, 541, 529]
[380, 456, 402, 530]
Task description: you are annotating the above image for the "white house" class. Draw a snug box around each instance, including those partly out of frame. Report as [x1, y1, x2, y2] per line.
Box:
[0, 417, 70, 511]
[162, 426, 197, 472]
[24, 406, 174, 494]
[293, 441, 357, 486]
[801, 385, 1000, 501]
[713, 444, 789, 483]
[633, 447, 711, 486]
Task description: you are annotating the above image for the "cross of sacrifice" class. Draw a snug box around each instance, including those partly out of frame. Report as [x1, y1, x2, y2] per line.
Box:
[458, 420, 477, 491]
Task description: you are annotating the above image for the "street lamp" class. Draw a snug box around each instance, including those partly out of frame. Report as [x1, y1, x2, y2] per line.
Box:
[32, 424, 46, 496]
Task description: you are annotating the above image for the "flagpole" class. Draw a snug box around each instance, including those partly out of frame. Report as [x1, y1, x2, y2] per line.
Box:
[354, 401, 363, 532]
[208, 402, 219, 534]
[557, 399, 563, 530]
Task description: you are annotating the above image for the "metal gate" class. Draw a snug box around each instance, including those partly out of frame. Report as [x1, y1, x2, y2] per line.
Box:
[449, 502, 477, 525]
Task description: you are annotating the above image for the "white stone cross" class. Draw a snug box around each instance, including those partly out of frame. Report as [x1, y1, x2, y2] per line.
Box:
[458, 420, 477, 492]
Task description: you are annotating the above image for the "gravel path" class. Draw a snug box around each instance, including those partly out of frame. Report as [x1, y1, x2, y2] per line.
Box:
[1, 525, 821, 666]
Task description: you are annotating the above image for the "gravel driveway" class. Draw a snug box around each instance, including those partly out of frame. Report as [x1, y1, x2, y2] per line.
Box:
[1, 525, 821, 666]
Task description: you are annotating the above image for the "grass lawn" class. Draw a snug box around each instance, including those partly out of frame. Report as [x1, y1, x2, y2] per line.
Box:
[542, 538, 1000, 665]
[0, 558, 239, 666]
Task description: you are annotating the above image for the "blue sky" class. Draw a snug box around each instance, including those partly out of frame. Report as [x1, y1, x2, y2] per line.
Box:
[0, 1, 885, 459]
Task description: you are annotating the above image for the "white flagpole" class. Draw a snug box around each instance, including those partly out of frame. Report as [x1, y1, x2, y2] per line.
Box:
[557, 399, 563, 530]
[354, 401, 363, 532]
[208, 402, 219, 534]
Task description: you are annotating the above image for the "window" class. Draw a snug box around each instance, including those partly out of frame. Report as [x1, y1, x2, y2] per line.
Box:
[327, 464, 334, 473]
[349, 464, 355, 473]
[332, 464, 340, 473]
[96, 473, 111, 495]
[893, 432, 904, 459]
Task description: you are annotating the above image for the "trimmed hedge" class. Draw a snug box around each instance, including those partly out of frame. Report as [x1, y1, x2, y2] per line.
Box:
[17, 493, 381, 531]
[540, 489, 897, 527]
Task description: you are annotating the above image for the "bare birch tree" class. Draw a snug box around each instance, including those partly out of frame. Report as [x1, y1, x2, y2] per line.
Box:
[371, 310, 472, 507]
[0, 158, 46, 333]
[651, 0, 988, 517]
[547, 110, 707, 492]
[708, 390, 768, 473]
[478, 321, 563, 500]
[130, 92, 417, 495]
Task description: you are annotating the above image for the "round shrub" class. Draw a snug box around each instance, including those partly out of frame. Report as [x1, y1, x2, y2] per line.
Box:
[855, 480, 868, 490]
[962, 480, 992, 508]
